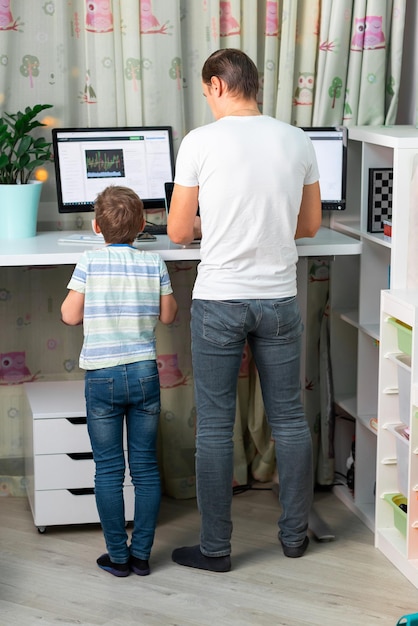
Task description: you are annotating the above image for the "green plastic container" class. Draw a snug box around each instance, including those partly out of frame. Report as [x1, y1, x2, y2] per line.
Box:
[388, 317, 413, 356]
[384, 492, 407, 537]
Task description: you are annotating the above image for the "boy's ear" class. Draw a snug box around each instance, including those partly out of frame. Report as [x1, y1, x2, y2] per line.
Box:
[92, 218, 101, 234]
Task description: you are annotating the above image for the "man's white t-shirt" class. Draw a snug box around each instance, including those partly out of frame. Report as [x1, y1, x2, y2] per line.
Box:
[174, 115, 319, 300]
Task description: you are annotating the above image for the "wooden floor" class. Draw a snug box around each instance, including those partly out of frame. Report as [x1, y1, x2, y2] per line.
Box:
[1, 487, 418, 626]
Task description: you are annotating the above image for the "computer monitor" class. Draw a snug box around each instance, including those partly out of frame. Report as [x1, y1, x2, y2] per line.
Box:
[52, 126, 175, 213]
[302, 126, 347, 210]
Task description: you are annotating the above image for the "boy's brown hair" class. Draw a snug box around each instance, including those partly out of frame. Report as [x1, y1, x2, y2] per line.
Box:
[94, 185, 144, 244]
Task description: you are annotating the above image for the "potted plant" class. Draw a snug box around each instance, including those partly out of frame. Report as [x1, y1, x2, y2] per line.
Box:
[0, 103, 53, 239]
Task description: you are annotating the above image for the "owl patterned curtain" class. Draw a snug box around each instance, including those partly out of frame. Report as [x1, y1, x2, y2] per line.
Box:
[262, 0, 407, 126]
[0, 1, 407, 134]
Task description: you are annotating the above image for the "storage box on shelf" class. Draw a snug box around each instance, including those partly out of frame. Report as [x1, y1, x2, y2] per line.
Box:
[384, 493, 407, 537]
[329, 126, 418, 532]
[376, 290, 418, 589]
[24, 380, 134, 532]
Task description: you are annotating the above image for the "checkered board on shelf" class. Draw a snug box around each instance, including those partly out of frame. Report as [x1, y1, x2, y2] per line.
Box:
[367, 167, 393, 233]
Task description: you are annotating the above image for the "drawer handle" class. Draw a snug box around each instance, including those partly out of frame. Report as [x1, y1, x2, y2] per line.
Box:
[68, 488, 95, 496]
[67, 452, 94, 461]
[66, 417, 87, 425]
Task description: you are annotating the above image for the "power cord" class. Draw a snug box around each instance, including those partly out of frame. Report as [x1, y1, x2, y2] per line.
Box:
[232, 483, 274, 495]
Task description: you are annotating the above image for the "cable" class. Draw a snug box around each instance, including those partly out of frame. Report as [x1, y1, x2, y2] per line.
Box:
[334, 470, 349, 480]
[335, 413, 356, 423]
[232, 483, 274, 495]
[233, 477, 348, 496]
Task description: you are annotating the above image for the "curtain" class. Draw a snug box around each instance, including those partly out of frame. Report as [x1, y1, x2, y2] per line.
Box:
[0, 0, 406, 217]
[262, 0, 406, 126]
[0, 0, 407, 497]
[0, 1, 406, 144]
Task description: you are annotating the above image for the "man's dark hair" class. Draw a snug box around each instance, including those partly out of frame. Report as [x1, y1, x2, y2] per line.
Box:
[202, 48, 259, 100]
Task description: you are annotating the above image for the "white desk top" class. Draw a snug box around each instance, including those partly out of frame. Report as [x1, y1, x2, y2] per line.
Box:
[0, 227, 361, 266]
[24, 380, 85, 419]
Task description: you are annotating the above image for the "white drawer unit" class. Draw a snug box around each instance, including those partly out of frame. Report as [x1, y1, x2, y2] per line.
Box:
[23, 380, 134, 532]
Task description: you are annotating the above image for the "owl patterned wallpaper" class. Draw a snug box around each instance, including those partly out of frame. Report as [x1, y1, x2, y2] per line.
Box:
[0, 0, 407, 497]
[0, 257, 330, 499]
[0, 260, 209, 499]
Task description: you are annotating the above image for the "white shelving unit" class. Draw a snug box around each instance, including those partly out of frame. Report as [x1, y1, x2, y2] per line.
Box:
[23, 380, 134, 532]
[329, 126, 418, 532]
[376, 290, 418, 588]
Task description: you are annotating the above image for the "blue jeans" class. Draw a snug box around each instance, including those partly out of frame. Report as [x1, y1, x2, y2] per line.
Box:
[85, 361, 161, 564]
[191, 298, 313, 557]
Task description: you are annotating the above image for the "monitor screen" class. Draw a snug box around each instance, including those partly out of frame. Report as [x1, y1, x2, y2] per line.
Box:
[302, 126, 347, 210]
[52, 126, 175, 213]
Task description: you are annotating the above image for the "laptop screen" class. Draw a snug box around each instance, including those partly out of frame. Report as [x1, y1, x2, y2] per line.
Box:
[52, 126, 175, 213]
[164, 181, 200, 217]
[302, 127, 347, 210]
[164, 181, 201, 241]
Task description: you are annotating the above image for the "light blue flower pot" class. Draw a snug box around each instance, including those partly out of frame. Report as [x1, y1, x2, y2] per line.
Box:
[0, 180, 43, 239]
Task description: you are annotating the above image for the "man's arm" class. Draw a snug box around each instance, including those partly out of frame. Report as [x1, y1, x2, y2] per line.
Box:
[167, 184, 200, 244]
[61, 290, 85, 325]
[295, 181, 322, 239]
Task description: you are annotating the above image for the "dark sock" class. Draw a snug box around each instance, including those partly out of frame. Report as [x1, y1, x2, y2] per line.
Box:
[96, 553, 130, 577]
[130, 555, 150, 576]
[172, 545, 231, 572]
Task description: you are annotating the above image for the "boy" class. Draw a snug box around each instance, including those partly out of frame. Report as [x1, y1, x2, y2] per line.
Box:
[61, 185, 178, 577]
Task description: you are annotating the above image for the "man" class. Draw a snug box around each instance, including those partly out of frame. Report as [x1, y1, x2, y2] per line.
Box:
[168, 48, 321, 572]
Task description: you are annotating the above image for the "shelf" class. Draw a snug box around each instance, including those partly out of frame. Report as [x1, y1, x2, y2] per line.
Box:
[357, 501, 376, 532]
[330, 128, 418, 589]
[348, 125, 418, 147]
[330, 221, 391, 249]
[360, 231, 391, 248]
[359, 323, 380, 342]
[334, 396, 357, 419]
[386, 351, 411, 366]
[357, 414, 378, 435]
[331, 220, 362, 237]
[377, 291, 418, 588]
[375, 531, 418, 590]
[376, 527, 407, 557]
[333, 485, 375, 531]
[337, 309, 359, 328]
[381, 291, 418, 325]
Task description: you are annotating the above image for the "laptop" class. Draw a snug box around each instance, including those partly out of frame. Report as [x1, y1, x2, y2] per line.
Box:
[301, 127, 347, 211]
[164, 181, 201, 242]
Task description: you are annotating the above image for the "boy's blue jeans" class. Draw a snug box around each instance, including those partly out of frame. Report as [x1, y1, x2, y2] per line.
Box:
[85, 361, 161, 564]
[191, 297, 313, 557]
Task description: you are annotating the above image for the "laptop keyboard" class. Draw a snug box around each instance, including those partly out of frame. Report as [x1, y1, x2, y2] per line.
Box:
[143, 222, 167, 235]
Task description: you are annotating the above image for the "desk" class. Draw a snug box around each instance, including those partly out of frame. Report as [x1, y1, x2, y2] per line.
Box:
[0, 227, 361, 266]
[0, 227, 360, 508]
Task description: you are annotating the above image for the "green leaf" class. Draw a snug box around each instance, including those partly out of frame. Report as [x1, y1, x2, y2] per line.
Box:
[0, 103, 53, 184]
[0, 153, 9, 169]
[16, 135, 32, 156]
[18, 153, 30, 168]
